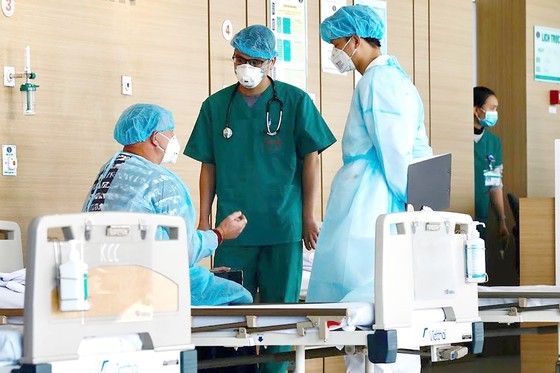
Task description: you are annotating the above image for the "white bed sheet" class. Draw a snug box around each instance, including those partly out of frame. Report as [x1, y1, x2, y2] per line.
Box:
[0, 324, 142, 365]
[0, 325, 21, 366]
[0, 269, 25, 309]
[0, 287, 24, 309]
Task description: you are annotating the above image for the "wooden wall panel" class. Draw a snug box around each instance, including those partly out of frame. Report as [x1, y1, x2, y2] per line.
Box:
[519, 197, 556, 372]
[477, 0, 527, 210]
[412, 0, 430, 137]
[305, 357, 325, 373]
[386, 0, 414, 80]
[324, 356, 346, 372]
[209, 0, 246, 95]
[247, 0, 267, 25]
[319, 0, 354, 217]
[429, 0, 474, 215]
[0, 0, 208, 252]
[307, 0, 324, 220]
[525, 0, 560, 197]
[519, 197, 555, 285]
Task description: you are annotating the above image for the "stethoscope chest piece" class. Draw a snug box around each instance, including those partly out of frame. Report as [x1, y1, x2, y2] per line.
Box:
[223, 127, 233, 139]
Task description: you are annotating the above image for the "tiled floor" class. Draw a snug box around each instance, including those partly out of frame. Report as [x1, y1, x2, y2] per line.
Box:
[422, 354, 520, 372]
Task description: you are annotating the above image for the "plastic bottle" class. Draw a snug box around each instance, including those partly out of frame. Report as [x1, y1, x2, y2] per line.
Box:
[465, 222, 488, 283]
[59, 242, 90, 311]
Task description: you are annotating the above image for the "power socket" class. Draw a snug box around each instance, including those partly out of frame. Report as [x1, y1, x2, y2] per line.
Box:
[121, 75, 132, 95]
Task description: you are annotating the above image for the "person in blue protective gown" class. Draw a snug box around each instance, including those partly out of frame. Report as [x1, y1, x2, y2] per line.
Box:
[306, 6, 432, 372]
[83, 103, 252, 306]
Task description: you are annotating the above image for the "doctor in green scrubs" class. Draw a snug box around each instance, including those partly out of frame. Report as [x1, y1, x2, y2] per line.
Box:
[185, 24, 335, 372]
[474, 86, 509, 240]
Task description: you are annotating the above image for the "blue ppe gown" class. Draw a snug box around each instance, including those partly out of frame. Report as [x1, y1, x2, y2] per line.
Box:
[306, 55, 432, 303]
[82, 152, 253, 306]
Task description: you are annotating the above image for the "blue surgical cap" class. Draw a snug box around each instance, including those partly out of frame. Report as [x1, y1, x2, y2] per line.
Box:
[231, 25, 278, 60]
[114, 103, 175, 146]
[320, 5, 384, 43]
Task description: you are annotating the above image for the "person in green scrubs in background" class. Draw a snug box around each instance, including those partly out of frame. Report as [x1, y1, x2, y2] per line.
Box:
[185, 25, 336, 372]
[474, 86, 509, 240]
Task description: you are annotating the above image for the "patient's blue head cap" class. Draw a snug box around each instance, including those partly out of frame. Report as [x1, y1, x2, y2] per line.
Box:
[320, 4, 384, 43]
[231, 25, 278, 60]
[114, 103, 175, 145]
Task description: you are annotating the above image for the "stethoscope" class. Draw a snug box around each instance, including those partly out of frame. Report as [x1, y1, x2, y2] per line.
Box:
[222, 77, 283, 139]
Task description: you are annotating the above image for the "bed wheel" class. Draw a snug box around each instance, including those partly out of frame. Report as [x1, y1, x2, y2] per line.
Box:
[469, 322, 484, 354]
[11, 364, 52, 373]
[367, 329, 397, 364]
[180, 349, 198, 373]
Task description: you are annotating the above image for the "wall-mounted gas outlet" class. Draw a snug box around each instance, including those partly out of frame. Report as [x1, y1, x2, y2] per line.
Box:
[121, 75, 132, 95]
[3, 66, 15, 87]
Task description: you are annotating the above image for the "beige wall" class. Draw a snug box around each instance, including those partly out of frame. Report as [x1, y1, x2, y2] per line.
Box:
[526, 0, 560, 197]
[477, 1, 560, 371]
[0, 1, 474, 255]
[0, 0, 208, 250]
[0, 1, 475, 372]
[478, 0, 560, 200]
[477, 0, 528, 203]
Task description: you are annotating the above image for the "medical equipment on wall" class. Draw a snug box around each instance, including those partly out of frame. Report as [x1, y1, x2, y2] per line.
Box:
[465, 222, 488, 283]
[3, 46, 39, 115]
[223, 77, 283, 139]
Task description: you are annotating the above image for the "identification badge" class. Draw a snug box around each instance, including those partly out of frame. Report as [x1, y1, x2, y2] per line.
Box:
[484, 168, 502, 187]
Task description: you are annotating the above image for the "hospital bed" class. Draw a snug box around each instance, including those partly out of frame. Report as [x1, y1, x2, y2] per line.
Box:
[302, 222, 560, 371]
[0, 212, 197, 372]
[192, 211, 484, 372]
[478, 285, 560, 371]
[0, 220, 24, 323]
[0, 220, 23, 273]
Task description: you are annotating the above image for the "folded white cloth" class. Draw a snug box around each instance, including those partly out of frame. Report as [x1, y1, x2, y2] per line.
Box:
[0, 269, 25, 293]
[0, 287, 24, 308]
[0, 269, 25, 308]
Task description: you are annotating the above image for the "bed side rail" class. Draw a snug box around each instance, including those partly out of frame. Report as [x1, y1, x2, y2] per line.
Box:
[0, 220, 23, 272]
[375, 211, 479, 329]
[22, 212, 190, 364]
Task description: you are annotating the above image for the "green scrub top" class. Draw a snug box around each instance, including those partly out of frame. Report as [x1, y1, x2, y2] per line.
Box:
[474, 130, 503, 223]
[185, 80, 336, 246]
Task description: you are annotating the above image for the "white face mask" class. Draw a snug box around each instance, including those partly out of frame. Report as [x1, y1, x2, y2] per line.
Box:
[331, 38, 357, 73]
[235, 63, 267, 89]
[157, 133, 180, 164]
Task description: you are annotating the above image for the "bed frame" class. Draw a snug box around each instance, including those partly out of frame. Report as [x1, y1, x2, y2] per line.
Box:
[191, 211, 484, 372]
[1, 212, 196, 372]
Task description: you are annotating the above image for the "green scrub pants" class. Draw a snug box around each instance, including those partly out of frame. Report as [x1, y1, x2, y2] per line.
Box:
[214, 241, 303, 373]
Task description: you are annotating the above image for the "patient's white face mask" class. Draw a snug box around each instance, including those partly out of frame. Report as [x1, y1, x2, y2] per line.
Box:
[157, 133, 180, 164]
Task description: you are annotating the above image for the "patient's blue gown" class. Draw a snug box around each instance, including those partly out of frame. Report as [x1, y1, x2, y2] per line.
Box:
[83, 152, 253, 306]
[306, 55, 432, 303]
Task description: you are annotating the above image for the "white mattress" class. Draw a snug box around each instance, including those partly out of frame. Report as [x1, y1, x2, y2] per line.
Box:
[478, 285, 560, 307]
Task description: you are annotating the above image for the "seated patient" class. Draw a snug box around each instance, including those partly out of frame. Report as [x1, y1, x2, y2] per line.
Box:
[83, 103, 252, 306]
